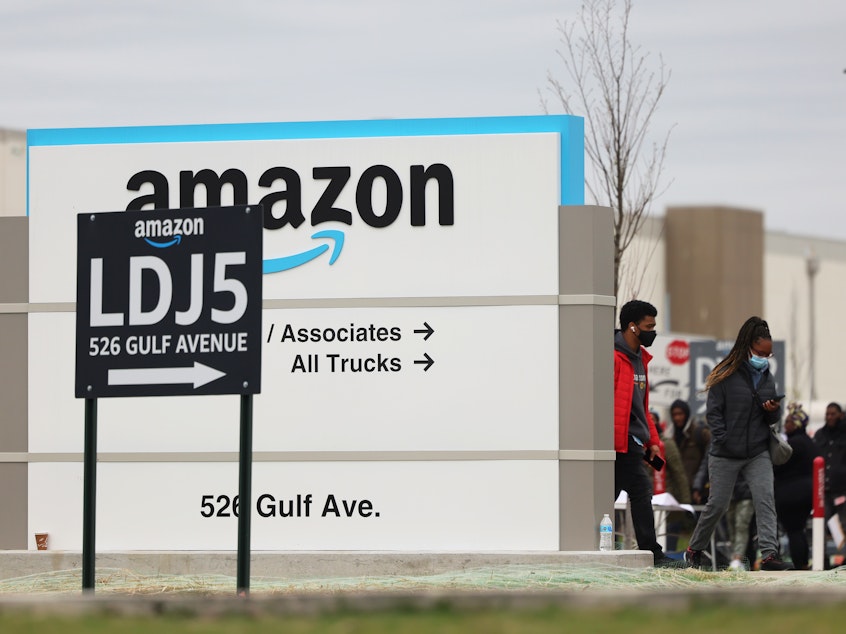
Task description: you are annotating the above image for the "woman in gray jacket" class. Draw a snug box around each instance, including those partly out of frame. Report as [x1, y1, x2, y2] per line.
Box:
[684, 317, 792, 570]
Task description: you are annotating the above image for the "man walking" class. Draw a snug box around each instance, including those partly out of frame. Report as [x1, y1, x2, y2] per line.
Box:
[614, 299, 675, 567]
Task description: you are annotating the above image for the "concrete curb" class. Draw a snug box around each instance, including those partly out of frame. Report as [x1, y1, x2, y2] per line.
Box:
[0, 550, 653, 581]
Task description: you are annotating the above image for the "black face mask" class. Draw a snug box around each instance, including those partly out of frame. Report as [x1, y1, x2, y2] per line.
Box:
[637, 329, 657, 348]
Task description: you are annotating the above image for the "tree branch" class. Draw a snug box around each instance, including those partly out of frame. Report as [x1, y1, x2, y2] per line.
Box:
[543, 0, 672, 295]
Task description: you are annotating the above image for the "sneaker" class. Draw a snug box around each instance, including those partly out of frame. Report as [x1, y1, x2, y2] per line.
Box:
[760, 554, 795, 571]
[654, 554, 683, 568]
[728, 558, 745, 571]
[684, 548, 703, 568]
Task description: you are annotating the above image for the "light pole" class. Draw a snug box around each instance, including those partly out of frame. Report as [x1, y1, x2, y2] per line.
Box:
[806, 249, 820, 402]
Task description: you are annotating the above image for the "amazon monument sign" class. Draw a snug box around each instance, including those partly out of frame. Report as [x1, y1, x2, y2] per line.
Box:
[26, 116, 588, 551]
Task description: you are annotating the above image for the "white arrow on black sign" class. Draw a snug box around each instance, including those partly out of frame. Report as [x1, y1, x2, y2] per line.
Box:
[108, 362, 226, 389]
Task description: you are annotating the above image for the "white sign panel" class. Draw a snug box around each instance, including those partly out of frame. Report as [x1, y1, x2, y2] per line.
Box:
[29, 461, 560, 551]
[27, 116, 584, 549]
[29, 307, 558, 454]
[29, 117, 583, 303]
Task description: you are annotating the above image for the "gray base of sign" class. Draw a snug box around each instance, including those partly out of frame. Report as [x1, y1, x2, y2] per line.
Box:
[0, 550, 651, 581]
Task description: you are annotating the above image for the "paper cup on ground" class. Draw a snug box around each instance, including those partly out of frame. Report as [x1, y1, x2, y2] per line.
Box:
[34, 532, 48, 551]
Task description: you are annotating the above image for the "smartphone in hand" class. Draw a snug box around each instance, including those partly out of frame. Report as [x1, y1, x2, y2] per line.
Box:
[643, 452, 665, 471]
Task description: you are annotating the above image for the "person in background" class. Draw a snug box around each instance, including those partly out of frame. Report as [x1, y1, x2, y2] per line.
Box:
[813, 402, 846, 561]
[774, 402, 820, 570]
[726, 473, 755, 570]
[671, 397, 711, 554]
[651, 410, 692, 554]
[669, 399, 711, 504]
[613, 300, 676, 567]
[649, 410, 691, 505]
[684, 316, 792, 570]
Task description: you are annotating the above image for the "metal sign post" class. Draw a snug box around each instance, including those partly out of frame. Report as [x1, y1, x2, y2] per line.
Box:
[82, 398, 97, 591]
[237, 394, 253, 596]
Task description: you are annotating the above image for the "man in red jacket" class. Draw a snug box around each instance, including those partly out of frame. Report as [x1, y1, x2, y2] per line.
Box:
[614, 299, 675, 566]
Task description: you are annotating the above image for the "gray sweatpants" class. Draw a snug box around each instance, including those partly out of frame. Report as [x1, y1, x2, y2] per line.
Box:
[689, 451, 779, 558]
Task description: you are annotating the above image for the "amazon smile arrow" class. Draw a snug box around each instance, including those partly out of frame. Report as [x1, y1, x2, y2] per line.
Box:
[263, 229, 344, 274]
[108, 362, 226, 389]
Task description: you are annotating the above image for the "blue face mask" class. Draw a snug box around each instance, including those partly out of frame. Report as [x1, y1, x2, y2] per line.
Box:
[749, 355, 769, 371]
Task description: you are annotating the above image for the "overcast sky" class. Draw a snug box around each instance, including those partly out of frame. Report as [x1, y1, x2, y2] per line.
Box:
[2, 0, 844, 240]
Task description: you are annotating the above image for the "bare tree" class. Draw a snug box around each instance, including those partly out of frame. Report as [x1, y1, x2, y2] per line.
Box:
[541, 0, 672, 296]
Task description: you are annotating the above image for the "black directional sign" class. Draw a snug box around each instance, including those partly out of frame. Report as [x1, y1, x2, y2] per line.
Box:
[75, 206, 263, 398]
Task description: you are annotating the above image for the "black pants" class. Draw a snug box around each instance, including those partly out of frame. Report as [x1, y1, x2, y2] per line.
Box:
[777, 500, 811, 569]
[615, 447, 662, 558]
[776, 479, 812, 569]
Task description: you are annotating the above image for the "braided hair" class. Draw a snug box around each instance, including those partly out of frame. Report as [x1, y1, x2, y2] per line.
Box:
[704, 316, 772, 390]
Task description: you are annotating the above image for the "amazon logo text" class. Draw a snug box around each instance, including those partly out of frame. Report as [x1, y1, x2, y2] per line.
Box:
[126, 164, 454, 230]
[125, 163, 454, 274]
[135, 216, 204, 249]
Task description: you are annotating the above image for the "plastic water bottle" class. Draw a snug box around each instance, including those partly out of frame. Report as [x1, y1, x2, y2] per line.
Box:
[599, 513, 613, 551]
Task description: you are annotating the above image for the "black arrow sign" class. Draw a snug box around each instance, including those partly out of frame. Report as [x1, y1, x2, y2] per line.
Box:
[413, 322, 434, 341]
[414, 353, 434, 372]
